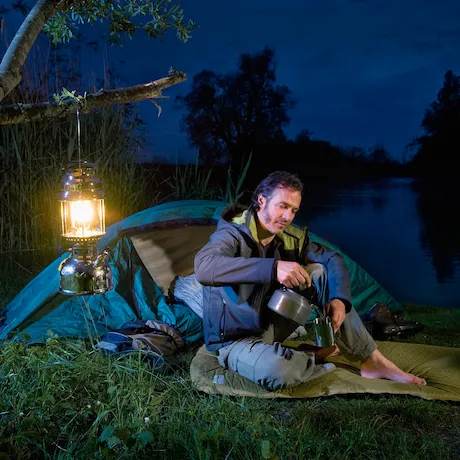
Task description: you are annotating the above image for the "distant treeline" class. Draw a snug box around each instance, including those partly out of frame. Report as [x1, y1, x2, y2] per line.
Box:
[176, 48, 460, 181]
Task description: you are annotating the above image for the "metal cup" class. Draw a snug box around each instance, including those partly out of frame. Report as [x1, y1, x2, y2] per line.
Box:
[313, 317, 335, 347]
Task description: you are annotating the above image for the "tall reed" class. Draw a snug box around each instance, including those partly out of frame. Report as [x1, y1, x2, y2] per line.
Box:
[0, 109, 156, 255]
[164, 153, 252, 203]
[163, 154, 221, 201]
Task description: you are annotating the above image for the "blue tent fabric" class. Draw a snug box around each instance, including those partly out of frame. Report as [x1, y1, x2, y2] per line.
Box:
[0, 236, 203, 343]
[0, 200, 224, 343]
[0, 199, 401, 344]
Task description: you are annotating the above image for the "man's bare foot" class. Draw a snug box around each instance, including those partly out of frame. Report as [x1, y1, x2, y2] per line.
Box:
[361, 349, 427, 385]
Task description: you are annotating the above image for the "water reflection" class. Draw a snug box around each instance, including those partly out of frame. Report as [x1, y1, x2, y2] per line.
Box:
[296, 178, 460, 308]
[412, 179, 460, 284]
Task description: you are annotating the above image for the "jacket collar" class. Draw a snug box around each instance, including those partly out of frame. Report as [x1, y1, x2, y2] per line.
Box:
[242, 206, 282, 250]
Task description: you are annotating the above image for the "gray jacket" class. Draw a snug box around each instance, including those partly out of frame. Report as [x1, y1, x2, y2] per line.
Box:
[194, 204, 352, 350]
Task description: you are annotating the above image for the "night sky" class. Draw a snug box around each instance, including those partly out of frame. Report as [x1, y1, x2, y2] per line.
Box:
[7, 0, 460, 162]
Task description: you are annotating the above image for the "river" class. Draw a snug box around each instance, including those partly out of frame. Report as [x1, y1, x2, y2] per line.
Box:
[295, 177, 460, 309]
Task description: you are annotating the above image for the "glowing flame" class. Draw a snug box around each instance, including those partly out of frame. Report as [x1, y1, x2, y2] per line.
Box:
[61, 198, 105, 239]
[70, 200, 94, 235]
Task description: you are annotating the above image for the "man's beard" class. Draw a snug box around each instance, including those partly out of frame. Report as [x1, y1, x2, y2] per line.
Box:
[261, 208, 288, 234]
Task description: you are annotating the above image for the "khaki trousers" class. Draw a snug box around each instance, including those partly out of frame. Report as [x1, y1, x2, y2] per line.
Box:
[217, 264, 377, 391]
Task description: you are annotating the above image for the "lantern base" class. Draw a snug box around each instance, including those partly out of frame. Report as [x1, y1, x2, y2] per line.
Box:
[59, 245, 113, 296]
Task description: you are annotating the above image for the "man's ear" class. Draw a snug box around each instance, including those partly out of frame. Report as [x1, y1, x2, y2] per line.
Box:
[258, 194, 265, 207]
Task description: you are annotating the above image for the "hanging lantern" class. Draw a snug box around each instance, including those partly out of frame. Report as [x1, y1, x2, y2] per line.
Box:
[58, 160, 113, 295]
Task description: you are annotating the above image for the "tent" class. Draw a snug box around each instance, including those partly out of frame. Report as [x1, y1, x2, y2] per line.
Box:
[0, 200, 402, 344]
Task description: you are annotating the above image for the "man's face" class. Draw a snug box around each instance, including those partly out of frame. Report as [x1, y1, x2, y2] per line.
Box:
[257, 186, 302, 235]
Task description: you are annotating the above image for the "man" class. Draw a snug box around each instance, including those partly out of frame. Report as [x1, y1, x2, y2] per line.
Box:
[194, 171, 426, 390]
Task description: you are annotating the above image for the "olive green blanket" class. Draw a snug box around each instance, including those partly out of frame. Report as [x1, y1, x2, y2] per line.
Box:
[190, 341, 460, 401]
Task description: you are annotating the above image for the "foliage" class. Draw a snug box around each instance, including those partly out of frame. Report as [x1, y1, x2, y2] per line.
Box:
[0, 1, 31, 19]
[163, 155, 221, 201]
[262, 135, 404, 182]
[177, 43, 403, 180]
[367, 143, 392, 164]
[223, 151, 252, 205]
[421, 70, 460, 140]
[408, 70, 460, 176]
[0, 0, 195, 116]
[43, 0, 197, 45]
[164, 152, 252, 204]
[52, 87, 87, 105]
[177, 47, 294, 167]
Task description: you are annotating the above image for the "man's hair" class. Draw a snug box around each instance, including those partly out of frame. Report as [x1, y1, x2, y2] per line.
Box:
[251, 171, 303, 210]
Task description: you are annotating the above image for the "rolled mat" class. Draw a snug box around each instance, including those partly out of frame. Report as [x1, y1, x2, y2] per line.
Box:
[190, 341, 460, 401]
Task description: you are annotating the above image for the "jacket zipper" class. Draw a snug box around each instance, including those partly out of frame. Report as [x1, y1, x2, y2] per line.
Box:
[255, 243, 269, 314]
[219, 299, 227, 344]
[253, 287, 265, 315]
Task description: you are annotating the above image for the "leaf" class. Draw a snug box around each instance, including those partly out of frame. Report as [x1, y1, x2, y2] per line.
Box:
[107, 436, 120, 449]
[137, 431, 154, 446]
[87, 438, 98, 452]
[99, 425, 115, 442]
[114, 427, 131, 442]
[107, 386, 118, 395]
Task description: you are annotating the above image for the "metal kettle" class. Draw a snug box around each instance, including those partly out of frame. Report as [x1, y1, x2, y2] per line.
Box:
[267, 286, 313, 325]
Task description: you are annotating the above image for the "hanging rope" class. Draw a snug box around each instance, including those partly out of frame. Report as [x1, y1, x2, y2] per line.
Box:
[76, 102, 82, 171]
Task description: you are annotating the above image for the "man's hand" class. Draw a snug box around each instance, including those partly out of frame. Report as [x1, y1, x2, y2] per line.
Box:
[276, 261, 311, 289]
[326, 299, 346, 333]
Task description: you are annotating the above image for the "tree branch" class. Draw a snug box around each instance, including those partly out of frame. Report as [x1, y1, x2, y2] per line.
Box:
[0, 71, 187, 125]
[0, 0, 68, 102]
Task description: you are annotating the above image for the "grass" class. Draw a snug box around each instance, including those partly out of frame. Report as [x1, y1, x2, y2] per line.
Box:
[161, 153, 253, 203]
[0, 325, 459, 459]
[162, 157, 221, 202]
[0, 262, 459, 459]
[399, 305, 460, 348]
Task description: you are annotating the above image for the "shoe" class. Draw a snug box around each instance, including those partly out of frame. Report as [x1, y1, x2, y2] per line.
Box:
[363, 303, 424, 340]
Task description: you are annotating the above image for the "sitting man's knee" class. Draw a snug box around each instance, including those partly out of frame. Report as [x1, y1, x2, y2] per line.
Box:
[255, 344, 295, 390]
[305, 263, 328, 304]
[255, 344, 316, 391]
[308, 263, 327, 280]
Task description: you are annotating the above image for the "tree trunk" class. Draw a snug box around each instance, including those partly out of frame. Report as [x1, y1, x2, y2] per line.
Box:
[0, 71, 187, 125]
[0, 0, 68, 102]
